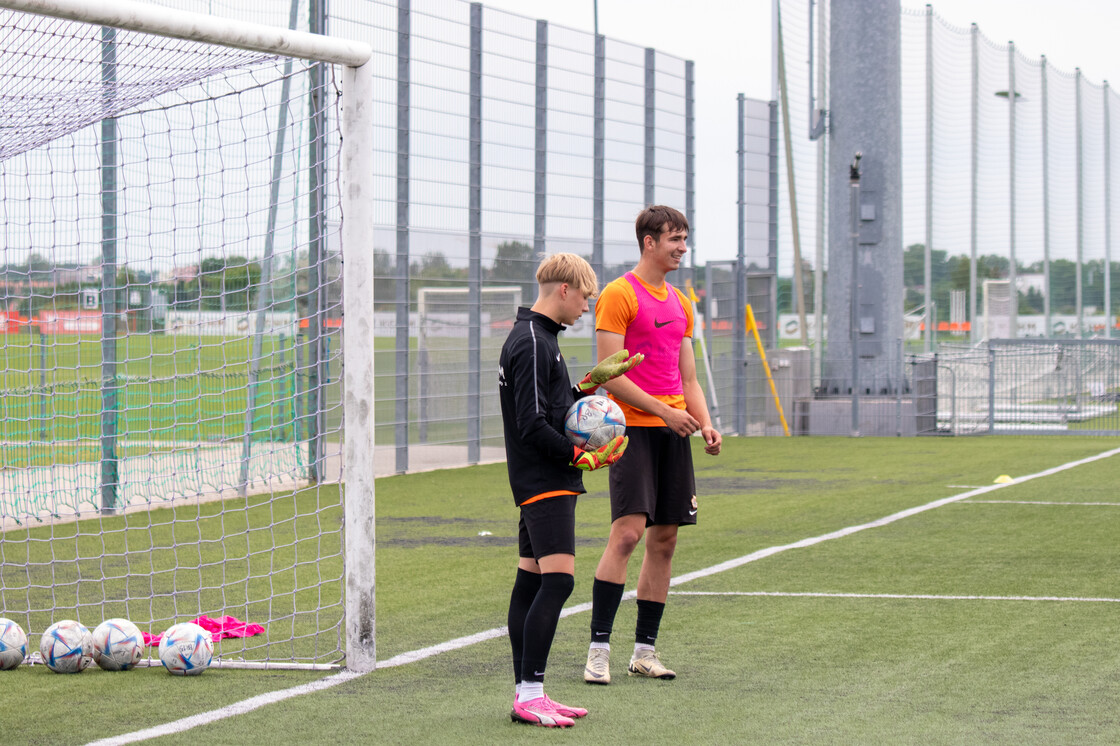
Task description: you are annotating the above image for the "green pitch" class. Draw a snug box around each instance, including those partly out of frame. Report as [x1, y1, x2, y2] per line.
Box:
[2, 435, 1119, 744]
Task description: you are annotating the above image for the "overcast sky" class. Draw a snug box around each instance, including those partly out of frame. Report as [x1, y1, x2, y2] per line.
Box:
[477, 0, 1120, 264]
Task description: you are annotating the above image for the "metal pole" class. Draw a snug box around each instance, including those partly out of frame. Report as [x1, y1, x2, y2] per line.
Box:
[592, 32, 605, 361]
[534, 20, 547, 263]
[686, 59, 695, 280]
[777, 5, 808, 345]
[850, 152, 862, 437]
[1042, 56, 1051, 337]
[1076, 68, 1084, 338]
[467, 2, 482, 464]
[644, 47, 655, 206]
[306, 0, 327, 482]
[924, 4, 933, 352]
[394, 0, 410, 473]
[987, 341, 995, 432]
[1106, 81, 1113, 339]
[813, 0, 827, 378]
[969, 24, 979, 345]
[100, 25, 120, 514]
[239, 0, 299, 496]
[736, 93, 747, 436]
[1008, 42, 1018, 340]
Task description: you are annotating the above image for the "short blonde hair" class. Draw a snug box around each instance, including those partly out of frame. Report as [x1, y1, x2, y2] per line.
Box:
[535, 253, 599, 298]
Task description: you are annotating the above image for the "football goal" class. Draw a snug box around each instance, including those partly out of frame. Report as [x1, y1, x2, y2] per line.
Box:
[0, 0, 376, 671]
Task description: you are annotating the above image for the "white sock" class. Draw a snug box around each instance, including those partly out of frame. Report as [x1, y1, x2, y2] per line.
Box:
[589, 642, 610, 651]
[633, 642, 654, 656]
[514, 682, 521, 698]
[518, 681, 544, 702]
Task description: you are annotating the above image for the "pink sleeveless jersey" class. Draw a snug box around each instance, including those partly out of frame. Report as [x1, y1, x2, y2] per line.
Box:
[622, 272, 687, 396]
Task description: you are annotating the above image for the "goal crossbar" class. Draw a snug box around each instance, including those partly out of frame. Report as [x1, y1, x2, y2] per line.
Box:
[0, 0, 378, 673]
[0, 0, 372, 66]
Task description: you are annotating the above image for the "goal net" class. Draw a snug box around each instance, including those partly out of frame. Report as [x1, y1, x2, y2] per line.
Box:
[0, 2, 374, 669]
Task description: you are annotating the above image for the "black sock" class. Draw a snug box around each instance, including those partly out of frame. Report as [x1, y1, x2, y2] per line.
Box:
[520, 572, 574, 683]
[635, 599, 665, 647]
[507, 568, 542, 684]
[589, 577, 626, 644]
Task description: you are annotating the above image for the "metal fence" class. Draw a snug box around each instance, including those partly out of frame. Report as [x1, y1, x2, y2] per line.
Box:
[776, 0, 1119, 354]
[123, 0, 696, 469]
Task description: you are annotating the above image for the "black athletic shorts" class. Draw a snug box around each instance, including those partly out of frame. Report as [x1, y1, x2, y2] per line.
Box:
[518, 494, 578, 560]
[608, 425, 697, 526]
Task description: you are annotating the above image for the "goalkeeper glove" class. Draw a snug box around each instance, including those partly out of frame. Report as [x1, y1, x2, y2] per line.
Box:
[572, 435, 628, 471]
[578, 349, 645, 392]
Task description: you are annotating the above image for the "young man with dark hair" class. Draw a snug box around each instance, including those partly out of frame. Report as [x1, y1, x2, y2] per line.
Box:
[498, 252, 643, 727]
[584, 205, 722, 685]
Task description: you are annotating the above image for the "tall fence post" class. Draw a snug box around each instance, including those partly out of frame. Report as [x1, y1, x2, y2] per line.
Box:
[467, 2, 482, 464]
[1076, 68, 1084, 338]
[1106, 81, 1113, 339]
[533, 20, 547, 267]
[686, 59, 695, 277]
[394, 0, 411, 474]
[306, 0, 328, 482]
[1042, 56, 1051, 337]
[736, 93, 747, 436]
[969, 24, 979, 345]
[592, 32, 605, 362]
[100, 25, 120, 514]
[644, 47, 655, 206]
[924, 4, 933, 352]
[1007, 42, 1017, 340]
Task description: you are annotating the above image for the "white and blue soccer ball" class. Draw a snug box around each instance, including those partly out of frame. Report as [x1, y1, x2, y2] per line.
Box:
[564, 395, 626, 450]
[0, 618, 28, 670]
[39, 620, 93, 673]
[158, 622, 213, 675]
[93, 618, 145, 671]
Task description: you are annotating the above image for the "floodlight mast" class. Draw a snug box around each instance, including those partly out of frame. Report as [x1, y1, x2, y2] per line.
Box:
[0, 0, 378, 673]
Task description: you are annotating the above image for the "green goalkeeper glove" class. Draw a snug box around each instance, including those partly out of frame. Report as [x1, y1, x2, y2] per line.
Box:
[572, 435, 628, 471]
[577, 349, 645, 392]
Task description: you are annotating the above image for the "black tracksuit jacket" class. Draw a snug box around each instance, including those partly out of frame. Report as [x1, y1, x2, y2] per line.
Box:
[498, 307, 589, 506]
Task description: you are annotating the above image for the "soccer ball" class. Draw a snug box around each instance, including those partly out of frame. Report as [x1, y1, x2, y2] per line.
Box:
[93, 618, 145, 671]
[564, 395, 626, 450]
[0, 618, 28, 670]
[39, 620, 93, 673]
[158, 622, 213, 675]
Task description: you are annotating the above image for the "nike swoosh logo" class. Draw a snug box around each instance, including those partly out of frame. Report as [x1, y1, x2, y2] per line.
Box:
[585, 669, 607, 678]
[688, 509, 697, 515]
[654, 319, 674, 328]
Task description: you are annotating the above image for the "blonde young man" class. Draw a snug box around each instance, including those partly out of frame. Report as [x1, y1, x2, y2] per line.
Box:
[498, 253, 642, 727]
[584, 206, 722, 685]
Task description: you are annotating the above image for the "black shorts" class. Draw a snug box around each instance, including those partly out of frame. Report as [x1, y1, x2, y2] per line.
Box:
[608, 426, 697, 526]
[518, 494, 578, 560]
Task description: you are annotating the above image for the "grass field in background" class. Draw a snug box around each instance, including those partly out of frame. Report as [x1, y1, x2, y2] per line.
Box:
[0, 333, 303, 450]
[2, 435, 1119, 744]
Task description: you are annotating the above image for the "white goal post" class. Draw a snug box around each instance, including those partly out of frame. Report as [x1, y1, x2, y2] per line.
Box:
[0, 0, 377, 673]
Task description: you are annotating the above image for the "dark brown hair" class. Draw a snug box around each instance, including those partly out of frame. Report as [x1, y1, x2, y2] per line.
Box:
[635, 205, 689, 252]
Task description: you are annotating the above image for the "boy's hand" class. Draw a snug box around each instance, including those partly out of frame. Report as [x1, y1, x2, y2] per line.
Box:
[572, 435, 628, 471]
[578, 350, 645, 392]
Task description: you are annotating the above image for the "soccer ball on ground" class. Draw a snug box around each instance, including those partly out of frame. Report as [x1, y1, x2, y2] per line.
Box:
[158, 622, 213, 675]
[0, 618, 28, 670]
[40, 620, 93, 673]
[564, 395, 626, 450]
[93, 618, 145, 671]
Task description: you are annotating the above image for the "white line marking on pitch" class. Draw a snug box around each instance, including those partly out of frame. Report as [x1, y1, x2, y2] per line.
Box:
[964, 500, 1120, 506]
[669, 591, 1120, 603]
[92, 444, 1120, 746]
